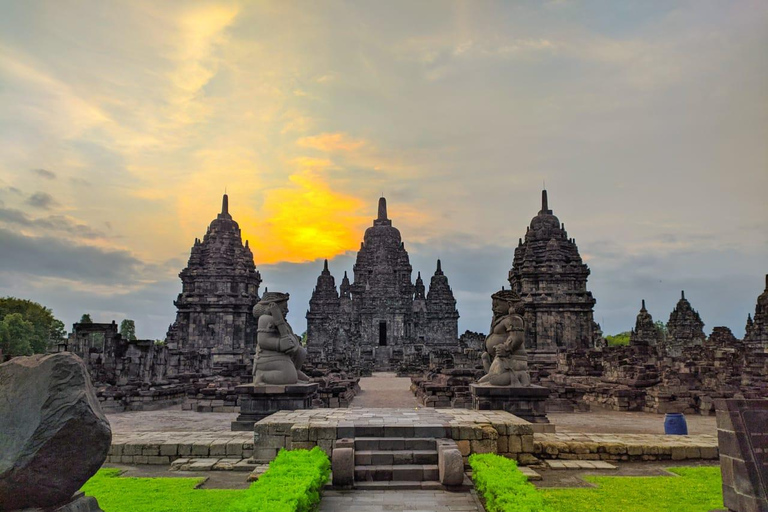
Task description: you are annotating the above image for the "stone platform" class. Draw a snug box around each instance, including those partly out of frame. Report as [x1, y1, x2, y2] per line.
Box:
[231, 382, 318, 431]
[250, 408, 537, 464]
[470, 383, 550, 424]
[534, 432, 719, 461]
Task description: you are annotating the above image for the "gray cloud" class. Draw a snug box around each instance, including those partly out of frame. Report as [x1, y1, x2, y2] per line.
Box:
[0, 227, 143, 286]
[26, 191, 60, 210]
[31, 168, 57, 180]
[0, 207, 105, 239]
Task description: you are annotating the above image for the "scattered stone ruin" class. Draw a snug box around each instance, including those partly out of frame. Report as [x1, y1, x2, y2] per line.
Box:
[542, 286, 768, 415]
[306, 197, 462, 373]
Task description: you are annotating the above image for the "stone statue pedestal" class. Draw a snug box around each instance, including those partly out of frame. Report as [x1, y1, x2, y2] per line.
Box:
[470, 383, 550, 424]
[231, 383, 318, 431]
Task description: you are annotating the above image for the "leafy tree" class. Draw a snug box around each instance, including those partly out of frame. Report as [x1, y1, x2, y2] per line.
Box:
[605, 331, 631, 347]
[655, 320, 668, 341]
[79, 314, 93, 324]
[0, 313, 34, 357]
[0, 297, 66, 354]
[120, 319, 137, 340]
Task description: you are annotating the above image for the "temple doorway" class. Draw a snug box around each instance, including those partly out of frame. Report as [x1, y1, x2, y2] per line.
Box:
[379, 321, 387, 346]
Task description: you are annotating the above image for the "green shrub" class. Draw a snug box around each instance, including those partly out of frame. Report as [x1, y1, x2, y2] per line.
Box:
[228, 447, 330, 512]
[469, 453, 552, 512]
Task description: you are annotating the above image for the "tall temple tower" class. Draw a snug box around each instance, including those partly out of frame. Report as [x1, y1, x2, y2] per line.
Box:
[508, 189, 598, 351]
[165, 194, 262, 374]
[306, 197, 460, 371]
[663, 290, 705, 356]
[744, 274, 768, 350]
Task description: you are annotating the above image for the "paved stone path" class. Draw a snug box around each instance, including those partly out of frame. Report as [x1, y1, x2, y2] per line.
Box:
[352, 372, 421, 408]
[319, 490, 483, 512]
[549, 409, 717, 435]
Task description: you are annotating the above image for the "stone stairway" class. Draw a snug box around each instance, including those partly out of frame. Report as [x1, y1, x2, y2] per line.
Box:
[331, 429, 470, 490]
[354, 437, 439, 485]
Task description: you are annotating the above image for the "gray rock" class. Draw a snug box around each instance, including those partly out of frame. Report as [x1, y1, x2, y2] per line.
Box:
[0, 353, 111, 510]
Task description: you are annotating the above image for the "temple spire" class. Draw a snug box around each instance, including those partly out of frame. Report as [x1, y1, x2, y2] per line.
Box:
[541, 189, 549, 213]
[221, 193, 229, 216]
[378, 196, 388, 220]
[323, 259, 329, 272]
[641, 299, 646, 311]
[681, 290, 685, 300]
[435, 259, 443, 275]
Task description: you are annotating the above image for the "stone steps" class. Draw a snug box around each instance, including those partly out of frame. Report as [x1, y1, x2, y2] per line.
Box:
[354, 464, 439, 482]
[353, 437, 437, 451]
[354, 449, 438, 465]
[332, 435, 466, 490]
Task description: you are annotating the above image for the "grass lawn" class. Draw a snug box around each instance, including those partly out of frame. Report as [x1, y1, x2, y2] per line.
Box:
[540, 466, 724, 512]
[81, 468, 245, 512]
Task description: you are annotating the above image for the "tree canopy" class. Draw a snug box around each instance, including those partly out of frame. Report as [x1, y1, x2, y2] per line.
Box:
[0, 297, 66, 357]
[79, 313, 93, 324]
[120, 319, 137, 340]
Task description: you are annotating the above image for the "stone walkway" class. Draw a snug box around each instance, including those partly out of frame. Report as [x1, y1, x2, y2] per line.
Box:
[353, 372, 421, 408]
[318, 490, 483, 512]
[534, 432, 718, 461]
[549, 409, 717, 436]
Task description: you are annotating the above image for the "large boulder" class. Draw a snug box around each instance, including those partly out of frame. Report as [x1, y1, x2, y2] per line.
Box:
[0, 353, 112, 510]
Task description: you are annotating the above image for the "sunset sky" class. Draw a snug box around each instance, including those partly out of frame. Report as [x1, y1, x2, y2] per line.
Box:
[0, 1, 766, 340]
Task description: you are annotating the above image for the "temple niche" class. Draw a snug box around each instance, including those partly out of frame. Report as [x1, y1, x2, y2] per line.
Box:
[508, 190, 599, 352]
[165, 194, 262, 375]
[306, 197, 460, 373]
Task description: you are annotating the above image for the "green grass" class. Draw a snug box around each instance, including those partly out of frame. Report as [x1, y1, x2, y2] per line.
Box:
[81, 447, 330, 512]
[470, 453, 553, 512]
[80, 468, 242, 512]
[540, 466, 724, 512]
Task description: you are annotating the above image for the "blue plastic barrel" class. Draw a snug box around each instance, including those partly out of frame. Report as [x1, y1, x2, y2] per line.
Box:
[664, 413, 688, 435]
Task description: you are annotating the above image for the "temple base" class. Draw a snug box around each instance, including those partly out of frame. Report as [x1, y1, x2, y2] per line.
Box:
[231, 383, 318, 431]
[470, 383, 550, 424]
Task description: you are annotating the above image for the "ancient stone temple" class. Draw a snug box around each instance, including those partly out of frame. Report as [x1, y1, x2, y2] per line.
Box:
[508, 190, 599, 351]
[629, 300, 662, 348]
[662, 291, 705, 356]
[744, 274, 768, 350]
[306, 197, 460, 372]
[165, 194, 262, 374]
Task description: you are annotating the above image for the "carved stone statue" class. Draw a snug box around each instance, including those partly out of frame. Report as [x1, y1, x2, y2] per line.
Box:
[478, 289, 531, 387]
[252, 292, 309, 385]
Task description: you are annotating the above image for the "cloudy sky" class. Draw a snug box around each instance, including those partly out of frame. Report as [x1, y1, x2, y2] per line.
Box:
[0, 1, 765, 340]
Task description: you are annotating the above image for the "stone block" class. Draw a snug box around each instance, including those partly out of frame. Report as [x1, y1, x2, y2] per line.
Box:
[331, 447, 354, 487]
[160, 444, 178, 456]
[456, 440, 471, 456]
[291, 426, 310, 442]
[226, 441, 244, 457]
[209, 441, 229, 456]
[191, 444, 210, 457]
[470, 438, 497, 454]
[438, 448, 464, 486]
